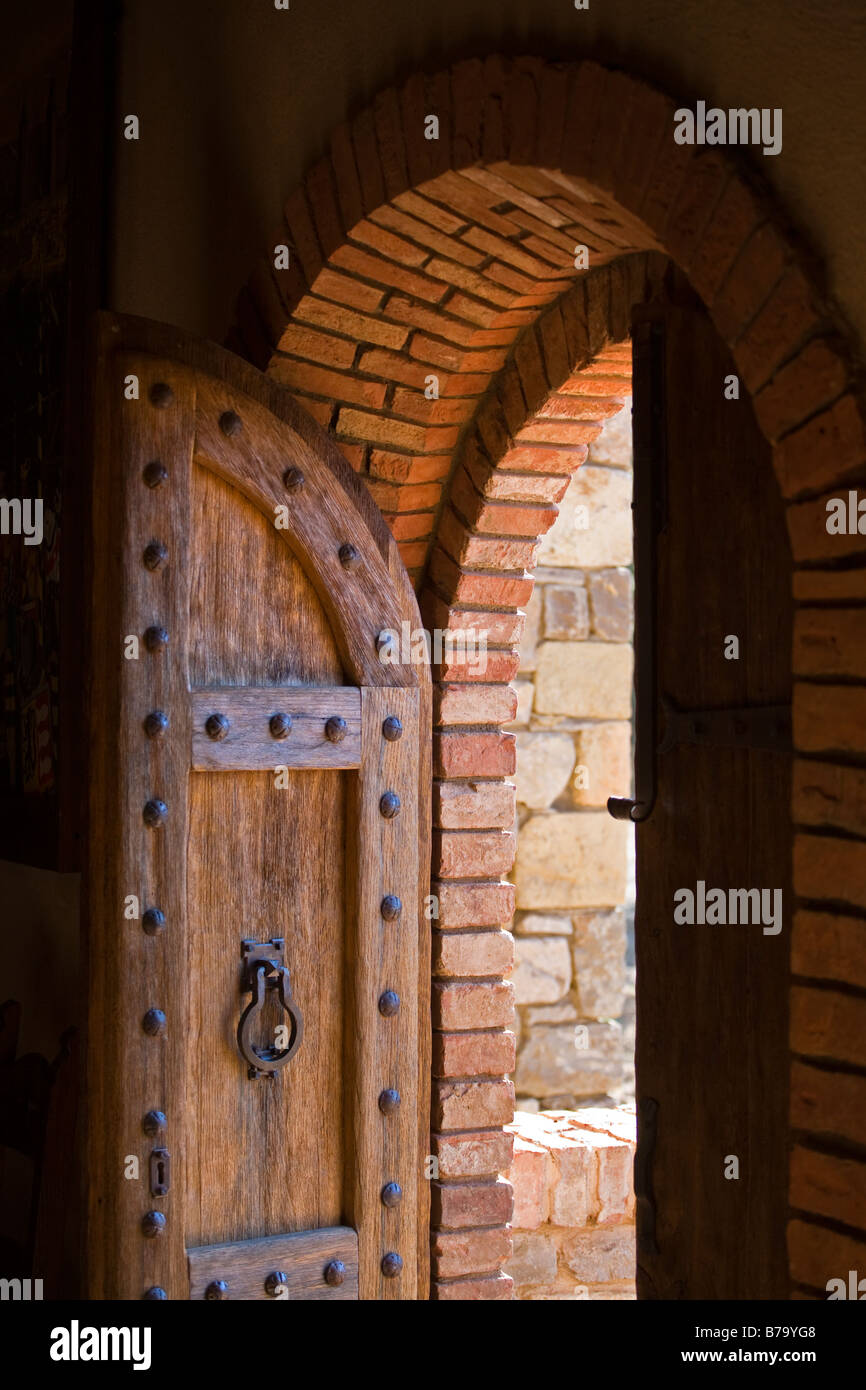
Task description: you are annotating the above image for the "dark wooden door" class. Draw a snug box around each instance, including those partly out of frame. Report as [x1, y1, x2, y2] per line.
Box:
[634, 271, 792, 1299]
[84, 314, 431, 1300]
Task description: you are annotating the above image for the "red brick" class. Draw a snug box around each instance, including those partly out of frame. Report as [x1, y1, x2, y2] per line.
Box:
[583, 69, 636, 192]
[292, 394, 332, 429]
[434, 781, 516, 831]
[474, 396, 511, 463]
[791, 979, 866, 1070]
[513, 328, 551, 413]
[388, 512, 435, 542]
[350, 218, 428, 267]
[397, 540, 428, 570]
[463, 225, 563, 283]
[506, 60, 540, 165]
[437, 651, 520, 685]
[388, 305, 477, 348]
[274, 322, 357, 370]
[515, 419, 604, 446]
[792, 761, 866, 839]
[451, 468, 558, 537]
[664, 151, 729, 270]
[372, 86, 408, 201]
[351, 106, 385, 215]
[433, 1031, 516, 1078]
[331, 244, 448, 303]
[791, 1059, 866, 1148]
[793, 834, 866, 915]
[295, 295, 409, 349]
[467, 453, 571, 505]
[710, 222, 790, 343]
[435, 881, 515, 930]
[428, 547, 534, 607]
[500, 443, 587, 476]
[438, 512, 539, 572]
[314, 267, 385, 314]
[371, 203, 483, 265]
[788, 1218, 866, 1293]
[538, 393, 625, 422]
[639, 113, 695, 238]
[339, 443, 366, 473]
[775, 394, 866, 499]
[432, 1128, 514, 1179]
[390, 388, 474, 426]
[433, 978, 514, 1034]
[432, 1273, 514, 1300]
[328, 122, 364, 232]
[432, 1178, 513, 1229]
[400, 72, 435, 187]
[609, 79, 670, 214]
[434, 828, 516, 878]
[446, 292, 500, 329]
[269, 359, 387, 410]
[794, 608, 866, 680]
[393, 188, 464, 237]
[433, 1078, 515, 1132]
[359, 349, 437, 387]
[790, 1146, 866, 1234]
[793, 682, 866, 755]
[435, 683, 518, 726]
[425, 68, 452, 179]
[431, 1226, 513, 1279]
[435, 733, 517, 780]
[421, 595, 525, 647]
[451, 57, 485, 166]
[336, 409, 425, 452]
[305, 156, 344, 260]
[690, 177, 766, 305]
[283, 186, 322, 286]
[369, 449, 450, 483]
[432, 928, 514, 978]
[792, 910, 866, 991]
[366, 477, 441, 511]
[753, 338, 849, 442]
[423, 170, 519, 238]
[425, 257, 514, 307]
[560, 61, 607, 183]
[734, 267, 824, 392]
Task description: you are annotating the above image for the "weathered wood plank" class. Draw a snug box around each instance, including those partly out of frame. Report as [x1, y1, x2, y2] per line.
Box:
[188, 1226, 358, 1300]
[190, 687, 361, 770]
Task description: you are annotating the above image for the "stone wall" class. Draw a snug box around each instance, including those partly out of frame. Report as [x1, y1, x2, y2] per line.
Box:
[510, 406, 635, 1108]
[505, 1107, 636, 1299]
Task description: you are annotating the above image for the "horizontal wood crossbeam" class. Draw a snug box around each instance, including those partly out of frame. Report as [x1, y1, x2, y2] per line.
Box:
[190, 687, 361, 770]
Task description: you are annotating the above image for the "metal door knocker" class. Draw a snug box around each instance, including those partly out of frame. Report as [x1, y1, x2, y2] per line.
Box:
[237, 938, 303, 1079]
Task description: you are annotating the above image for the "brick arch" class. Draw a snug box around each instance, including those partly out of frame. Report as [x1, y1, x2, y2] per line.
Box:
[233, 56, 866, 1301]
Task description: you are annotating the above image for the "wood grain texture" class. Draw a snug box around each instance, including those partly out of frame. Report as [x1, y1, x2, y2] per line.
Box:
[85, 344, 194, 1299]
[194, 374, 414, 689]
[634, 281, 791, 1300]
[346, 687, 422, 1299]
[84, 315, 432, 1299]
[190, 687, 361, 771]
[187, 1226, 358, 1300]
[185, 459, 347, 1250]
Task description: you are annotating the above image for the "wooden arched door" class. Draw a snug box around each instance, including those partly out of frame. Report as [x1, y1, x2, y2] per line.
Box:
[84, 314, 431, 1300]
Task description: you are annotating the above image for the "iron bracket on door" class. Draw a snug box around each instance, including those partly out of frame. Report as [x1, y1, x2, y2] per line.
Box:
[658, 696, 792, 754]
[237, 938, 304, 1079]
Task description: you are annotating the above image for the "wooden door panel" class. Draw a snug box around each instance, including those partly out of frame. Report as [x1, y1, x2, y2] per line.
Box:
[634, 277, 791, 1299]
[85, 315, 431, 1300]
[185, 767, 347, 1248]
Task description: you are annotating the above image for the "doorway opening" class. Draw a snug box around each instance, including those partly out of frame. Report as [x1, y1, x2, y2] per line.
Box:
[504, 351, 638, 1299]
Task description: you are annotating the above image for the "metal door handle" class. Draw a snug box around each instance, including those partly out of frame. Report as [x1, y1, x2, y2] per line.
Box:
[237, 938, 303, 1079]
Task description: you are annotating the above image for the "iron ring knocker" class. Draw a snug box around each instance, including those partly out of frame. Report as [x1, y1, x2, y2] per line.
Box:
[237, 945, 304, 1079]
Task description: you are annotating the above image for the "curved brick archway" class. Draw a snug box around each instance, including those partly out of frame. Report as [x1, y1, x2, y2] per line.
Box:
[233, 57, 866, 1300]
